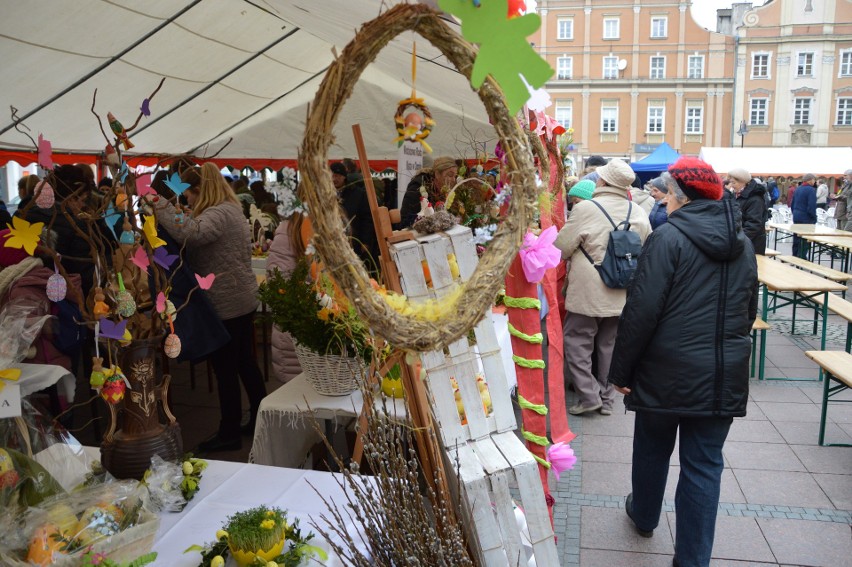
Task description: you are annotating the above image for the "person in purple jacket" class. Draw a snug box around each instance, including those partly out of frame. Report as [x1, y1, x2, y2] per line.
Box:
[790, 174, 817, 258]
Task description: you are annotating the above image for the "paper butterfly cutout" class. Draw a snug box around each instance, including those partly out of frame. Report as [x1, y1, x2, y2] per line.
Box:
[153, 247, 178, 269]
[438, 0, 553, 114]
[140, 98, 151, 117]
[130, 246, 149, 271]
[119, 161, 130, 184]
[156, 292, 166, 313]
[136, 173, 154, 197]
[98, 318, 128, 341]
[519, 225, 560, 284]
[195, 273, 215, 290]
[103, 204, 121, 240]
[4, 216, 44, 255]
[163, 172, 190, 196]
[38, 134, 54, 169]
[142, 215, 166, 248]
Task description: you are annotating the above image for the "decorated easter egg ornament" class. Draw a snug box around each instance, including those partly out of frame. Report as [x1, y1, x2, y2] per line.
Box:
[89, 356, 106, 389]
[163, 315, 181, 359]
[114, 272, 136, 317]
[46, 260, 67, 302]
[101, 372, 126, 404]
[34, 180, 55, 209]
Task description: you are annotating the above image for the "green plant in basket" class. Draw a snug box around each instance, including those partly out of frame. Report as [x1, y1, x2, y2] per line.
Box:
[258, 257, 373, 363]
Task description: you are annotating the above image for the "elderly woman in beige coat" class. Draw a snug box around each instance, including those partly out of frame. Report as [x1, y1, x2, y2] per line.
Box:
[555, 160, 652, 416]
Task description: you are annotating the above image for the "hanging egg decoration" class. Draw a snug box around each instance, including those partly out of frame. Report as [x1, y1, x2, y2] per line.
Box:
[119, 218, 135, 245]
[89, 357, 106, 389]
[100, 373, 126, 404]
[119, 328, 133, 347]
[164, 333, 181, 359]
[34, 180, 55, 208]
[46, 273, 66, 302]
[159, 299, 177, 322]
[114, 273, 136, 317]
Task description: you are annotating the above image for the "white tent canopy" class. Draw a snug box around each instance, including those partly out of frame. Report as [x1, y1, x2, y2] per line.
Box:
[0, 0, 495, 163]
[698, 147, 852, 177]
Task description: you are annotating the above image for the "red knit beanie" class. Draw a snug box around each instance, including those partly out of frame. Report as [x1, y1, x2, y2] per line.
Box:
[668, 156, 723, 201]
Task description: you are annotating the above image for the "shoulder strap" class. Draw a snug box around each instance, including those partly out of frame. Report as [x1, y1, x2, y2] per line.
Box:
[580, 199, 632, 264]
[588, 199, 618, 229]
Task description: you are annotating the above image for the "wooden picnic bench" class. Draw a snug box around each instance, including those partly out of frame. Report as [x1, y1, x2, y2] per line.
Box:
[804, 351, 852, 446]
[751, 317, 771, 380]
[776, 255, 852, 297]
[804, 292, 852, 353]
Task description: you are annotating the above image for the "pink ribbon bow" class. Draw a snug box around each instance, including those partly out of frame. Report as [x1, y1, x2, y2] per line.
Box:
[547, 441, 577, 481]
[519, 226, 561, 284]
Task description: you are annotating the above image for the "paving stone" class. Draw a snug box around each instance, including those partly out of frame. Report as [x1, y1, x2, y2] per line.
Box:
[755, 401, 822, 423]
[726, 419, 785, 443]
[732, 469, 833, 508]
[708, 562, 778, 566]
[579, 434, 635, 464]
[574, 411, 636, 437]
[579, 506, 674, 555]
[581, 460, 632, 496]
[723, 441, 806, 471]
[741, 402, 769, 421]
[667, 513, 775, 563]
[758, 517, 852, 566]
[828, 404, 852, 424]
[790, 444, 852, 474]
[748, 384, 813, 403]
[812, 473, 852, 510]
[579, 549, 674, 566]
[772, 420, 852, 446]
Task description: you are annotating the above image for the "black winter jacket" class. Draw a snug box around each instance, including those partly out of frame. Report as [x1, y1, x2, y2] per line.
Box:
[608, 198, 758, 417]
[736, 179, 769, 255]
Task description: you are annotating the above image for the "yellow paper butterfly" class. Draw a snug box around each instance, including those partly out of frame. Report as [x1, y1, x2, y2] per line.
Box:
[142, 215, 166, 249]
[4, 217, 44, 255]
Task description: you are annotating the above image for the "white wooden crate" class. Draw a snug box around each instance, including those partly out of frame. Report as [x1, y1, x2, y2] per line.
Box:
[389, 225, 558, 567]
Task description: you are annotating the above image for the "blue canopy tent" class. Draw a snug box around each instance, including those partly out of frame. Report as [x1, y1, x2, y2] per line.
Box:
[630, 142, 681, 184]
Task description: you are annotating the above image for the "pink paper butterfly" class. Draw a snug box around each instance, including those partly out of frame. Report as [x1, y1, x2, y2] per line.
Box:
[136, 174, 155, 197]
[130, 246, 149, 271]
[195, 273, 215, 290]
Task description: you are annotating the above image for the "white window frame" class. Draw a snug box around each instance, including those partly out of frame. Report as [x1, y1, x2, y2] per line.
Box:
[650, 55, 666, 79]
[836, 97, 852, 126]
[601, 104, 618, 133]
[603, 56, 619, 79]
[749, 98, 768, 126]
[557, 17, 574, 40]
[751, 52, 771, 79]
[555, 101, 573, 130]
[793, 97, 812, 125]
[797, 51, 814, 77]
[650, 16, 667, 39]
[556, 56, 572, 80]
[688, 54, 704, 79]
[839, 50, 852, 77]
[647, 102, 665, 133]
[603, 17, 620, 40]
[685, 102, 704, 134]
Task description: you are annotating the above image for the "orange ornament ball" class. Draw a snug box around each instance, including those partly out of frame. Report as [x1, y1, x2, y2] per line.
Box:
[403, 112, 423, 130]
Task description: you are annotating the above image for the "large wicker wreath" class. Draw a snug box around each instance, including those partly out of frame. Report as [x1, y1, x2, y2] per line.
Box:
[298, 3, 538, 351]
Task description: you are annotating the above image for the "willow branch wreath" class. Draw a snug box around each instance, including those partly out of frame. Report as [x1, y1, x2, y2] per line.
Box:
[298, 3, 538, 352]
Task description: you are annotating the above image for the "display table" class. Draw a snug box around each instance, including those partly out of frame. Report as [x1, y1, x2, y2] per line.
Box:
[152, 460, 366, 566]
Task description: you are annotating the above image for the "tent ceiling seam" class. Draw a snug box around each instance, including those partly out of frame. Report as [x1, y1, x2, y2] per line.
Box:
[0, 34, 106, 59]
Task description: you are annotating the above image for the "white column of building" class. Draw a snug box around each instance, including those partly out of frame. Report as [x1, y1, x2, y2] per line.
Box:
[773, 50, 792, 146]
[632, 5, 641, 80]
[583, 6, 592, 79]
[816, 49, 836, 146]
[630, 90, 640, 156]
[675, 90, 684, 149]
[582, 89, 591, 156]
[677, 4, 687, 80]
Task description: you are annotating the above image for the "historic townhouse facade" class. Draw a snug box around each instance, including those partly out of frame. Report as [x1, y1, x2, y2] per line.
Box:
[733, 0, 852, 149]
[534, 0, 736, 166]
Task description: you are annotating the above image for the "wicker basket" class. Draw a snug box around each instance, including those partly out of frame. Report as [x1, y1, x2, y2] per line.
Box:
[294, 343, 365, 396]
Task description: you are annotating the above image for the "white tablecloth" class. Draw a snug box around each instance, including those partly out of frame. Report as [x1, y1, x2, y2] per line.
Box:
[152, 460, 365, 566]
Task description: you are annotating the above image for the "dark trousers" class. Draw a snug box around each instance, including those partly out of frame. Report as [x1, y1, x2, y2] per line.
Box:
[631, 411, 733, 567]
[209, 311, 267, 439]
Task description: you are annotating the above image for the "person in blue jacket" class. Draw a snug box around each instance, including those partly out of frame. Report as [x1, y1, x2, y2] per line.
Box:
[646, 177, 669, 229]
[790, 174, 817, 258]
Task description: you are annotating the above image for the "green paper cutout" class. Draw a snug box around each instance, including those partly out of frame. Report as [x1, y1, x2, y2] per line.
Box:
[439, 0, 554, 114]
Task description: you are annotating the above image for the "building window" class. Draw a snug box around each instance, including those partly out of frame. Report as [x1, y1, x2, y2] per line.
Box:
[750, 98, 768, 126]
[603, 56, 619, 79]
[839, 50, 852, 77]
[650, 17, 667, 38]
[603, 17, 620, 39]
[685, 103, 703, 134]
[752, 53, 770, 79]
[797, 52, 814, 77]
[557, 17, 573, 40]
[688, 55, 704, 79]
[836, 98, 852, 126]
[555, 102, 573, 130]
[556, 56, 572, 80]
[793, 98, 812, 125]
[601, 104, 618, 133]
[647, 102, 665, 133]
[650, 56, 666, 79]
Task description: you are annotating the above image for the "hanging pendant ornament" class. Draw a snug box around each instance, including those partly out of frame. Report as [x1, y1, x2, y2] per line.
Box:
[163, 315, 181, 359]
[174, 204, 186, 225]
[114, 273, 136, 317]
[93, 287, 110, 318]
[392, 43, 435, 153]
[101, 371, 126, 404]
[119, 217, 135, 245]
[34, 180, 55, 209]
[90, 356, 106, 389]
[46, 259, 67, 302]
